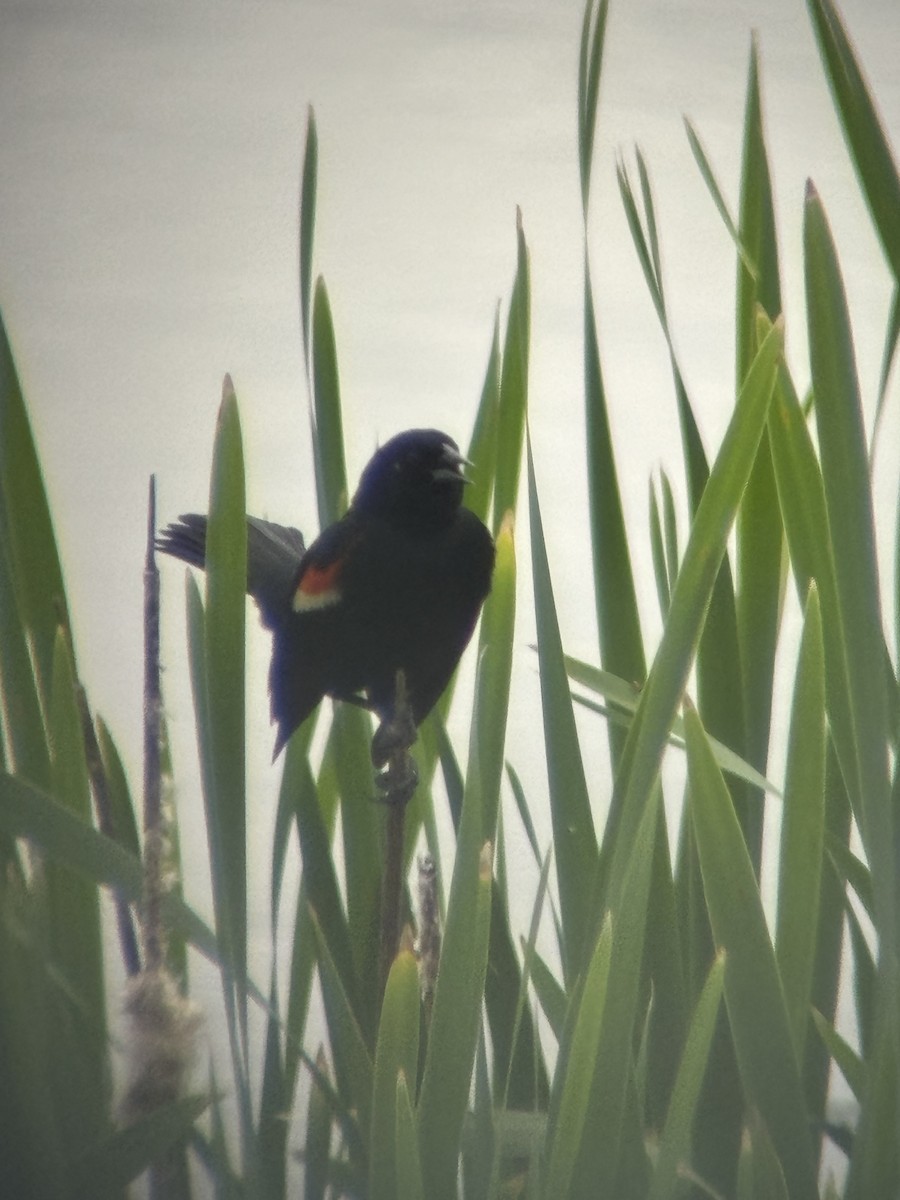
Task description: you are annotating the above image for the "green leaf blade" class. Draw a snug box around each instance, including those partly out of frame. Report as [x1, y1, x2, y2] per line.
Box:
[202, 379, 248, 1038]
[807, 0, 900, 284]
[417, 840, 492, 1200]
[804, 184, 892, 871]
[775, 584, 827, 1059]
[527, 433, 598, 984]
[543, 916, 613, 1199]
[686, 708, 818, 1200]
[369, 945, 421, 1200]
[649, 952, 726, 1200]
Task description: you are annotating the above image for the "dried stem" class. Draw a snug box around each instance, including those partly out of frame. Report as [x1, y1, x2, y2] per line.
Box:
[417, 853, 441, 1026]
[124, 476, 199, 1200]
[143, 474, 165, 973]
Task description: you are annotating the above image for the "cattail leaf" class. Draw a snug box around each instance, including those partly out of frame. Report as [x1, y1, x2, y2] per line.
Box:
[686, 707, 818, 1200]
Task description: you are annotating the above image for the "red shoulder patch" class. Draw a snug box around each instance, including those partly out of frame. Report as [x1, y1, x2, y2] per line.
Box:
[293, 558, 342, 612]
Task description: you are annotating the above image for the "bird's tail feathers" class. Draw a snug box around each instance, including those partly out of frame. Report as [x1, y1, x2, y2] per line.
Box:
[156, 514, 306, 628]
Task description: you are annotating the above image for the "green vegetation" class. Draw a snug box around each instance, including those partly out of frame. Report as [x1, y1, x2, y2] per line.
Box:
[0, 0, 897, 1195]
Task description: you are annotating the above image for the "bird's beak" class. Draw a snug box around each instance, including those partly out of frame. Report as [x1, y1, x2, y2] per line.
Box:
[433, 445, 473, 485]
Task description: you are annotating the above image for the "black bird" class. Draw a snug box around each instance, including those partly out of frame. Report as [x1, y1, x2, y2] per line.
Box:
[157, 428, 495, 756]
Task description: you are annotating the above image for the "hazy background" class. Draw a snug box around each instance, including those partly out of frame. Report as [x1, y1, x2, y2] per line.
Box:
[1, 0, 898, 1181]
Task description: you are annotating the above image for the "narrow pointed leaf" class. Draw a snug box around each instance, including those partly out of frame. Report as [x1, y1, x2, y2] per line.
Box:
[583, 61, 646, 771]
[601, 316, 783, 913]
[807, 0, 900, 283]
[649, 952, 726, 1200]
[291, 745, 360, 1030]
[203, 379, 248, 1045]
[299, 108, 318, 372]
[0, 311, 69, 703]
[543, 916, 613, 1198]
[303, 1048, 332, 1200]
[528, 433, 598, 983]
[776, 584, 826, 1059]
[569, 791, 659, 1196]
[767, 359, 859, 811]
[395, 1072, 424, 1200]
[417, 838, 492, 1200]
[649, 478, 671, 616]
[471, 512, 515, 843]
[331, 702, 380, 1041]
[492, 213, 529, 533]
[805, 184, 892, 910]
[0, 526, 50, 788]
[567, 656, 780, 796]
[684, 116, 758, 278]
[735, 43, 784, 843]
[686, 707, 818, 1200]
[577, 0, 609, 209]
[464, 311, 501, 527]
[812, 1008, 866, 1100]
[309, 910, 373, 1152]
[369, 944, 421, 1200]
[311, 278, 349, 526]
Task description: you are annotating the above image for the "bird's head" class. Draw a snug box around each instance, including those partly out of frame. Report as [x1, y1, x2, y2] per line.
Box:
[353, 428, 470, 533]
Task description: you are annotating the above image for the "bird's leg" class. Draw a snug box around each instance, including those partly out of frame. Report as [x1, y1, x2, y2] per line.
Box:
[372, 671, 418, 803]
[371, 688, 417, 782]
[372, 673, 417, 795]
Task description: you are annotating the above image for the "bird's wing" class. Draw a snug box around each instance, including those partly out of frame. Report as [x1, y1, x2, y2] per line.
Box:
[290, 516, 361, 614]
[156, 513, 306, 628]
[244, 517, 306, 623]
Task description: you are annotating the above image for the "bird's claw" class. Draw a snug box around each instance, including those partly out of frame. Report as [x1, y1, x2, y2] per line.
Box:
[371, 706, 417, 770]
[374, 754, 419, 805]
[372, 687, 418, 804]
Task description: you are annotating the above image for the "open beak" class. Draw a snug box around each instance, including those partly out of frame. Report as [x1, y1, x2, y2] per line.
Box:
[432, 444, 473, 485]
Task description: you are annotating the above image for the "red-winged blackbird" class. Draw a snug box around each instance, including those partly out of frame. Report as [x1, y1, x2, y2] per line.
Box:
[157, 428, 495, 756]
